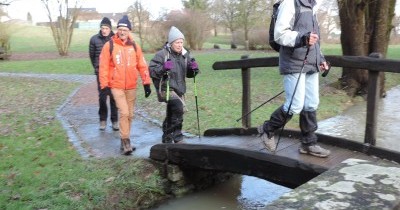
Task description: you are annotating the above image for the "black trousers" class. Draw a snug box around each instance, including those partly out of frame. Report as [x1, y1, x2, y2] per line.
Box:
[263, 106, 318, 145]
[162, 98, 184, 143]
[96, 74, 118, 122]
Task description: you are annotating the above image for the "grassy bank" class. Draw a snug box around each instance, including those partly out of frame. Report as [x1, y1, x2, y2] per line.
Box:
[0, 77, 165, 209]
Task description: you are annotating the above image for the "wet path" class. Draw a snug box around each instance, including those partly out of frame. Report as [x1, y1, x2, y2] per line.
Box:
[318, 86, 400, 152]
[0, 73, 163, 158]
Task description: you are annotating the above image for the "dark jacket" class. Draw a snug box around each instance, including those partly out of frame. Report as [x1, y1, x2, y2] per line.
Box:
[274, 0, 325, 74]
[89, 30, 114, 74]
[149, 45, 196, 96]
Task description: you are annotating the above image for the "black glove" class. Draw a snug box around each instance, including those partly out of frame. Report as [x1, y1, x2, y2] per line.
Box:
[144, 84, 151, 98]
[301, 32, 311, 46]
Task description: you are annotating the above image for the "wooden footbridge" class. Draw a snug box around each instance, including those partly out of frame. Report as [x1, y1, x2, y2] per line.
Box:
[150, 53, 400, 208]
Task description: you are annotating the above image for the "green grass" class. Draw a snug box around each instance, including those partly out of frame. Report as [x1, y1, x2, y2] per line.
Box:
[9, 25, 97, 53]
[0, 77, 165, 209]
[0, 58, 92, 74]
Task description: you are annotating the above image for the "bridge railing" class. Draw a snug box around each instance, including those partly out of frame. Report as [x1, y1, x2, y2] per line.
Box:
[212, 53, 400, 146]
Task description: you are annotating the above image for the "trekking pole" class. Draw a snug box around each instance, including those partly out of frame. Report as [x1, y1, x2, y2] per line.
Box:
[164, 72, 170, 142]
[274, 46, 310, 153]
[236, 90, 284, 122]
[193, 73, 201, 138]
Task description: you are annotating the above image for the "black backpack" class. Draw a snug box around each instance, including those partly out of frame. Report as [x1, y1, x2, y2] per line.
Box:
[269, 0, 300, 52]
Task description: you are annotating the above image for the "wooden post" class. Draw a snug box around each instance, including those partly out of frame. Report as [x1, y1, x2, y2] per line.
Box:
[241, 55, 251, 129]
[364, 52, 382, 145]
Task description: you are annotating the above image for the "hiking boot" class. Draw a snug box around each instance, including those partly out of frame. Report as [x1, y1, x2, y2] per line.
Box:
[173, 133, 184, 143]
[99, 121, 106, 130]
[121, 138, 133, 155]
[112, 121, 119, 131]
[299, 144, 330, 158]
[162, 134, 173, 144]
[257, 125, 276, 152]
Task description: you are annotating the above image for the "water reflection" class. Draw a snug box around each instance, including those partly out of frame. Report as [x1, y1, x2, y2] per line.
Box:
[318, 86, 400, 151]
[153, 175, 290, 210]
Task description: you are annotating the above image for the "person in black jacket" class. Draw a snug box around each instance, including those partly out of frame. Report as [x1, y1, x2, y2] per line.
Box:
[89, 17, 118, 131]
[149, 26, 199, 143]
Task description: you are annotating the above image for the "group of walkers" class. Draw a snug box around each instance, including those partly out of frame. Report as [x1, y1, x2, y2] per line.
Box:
[89, 15, 198, 155]
[89, 0, 331, 158]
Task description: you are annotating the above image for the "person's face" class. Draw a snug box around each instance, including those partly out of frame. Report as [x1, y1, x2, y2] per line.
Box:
[171, 39, 184, 53]
[117, 26, 130, 41]
[100, 26, 111, 36]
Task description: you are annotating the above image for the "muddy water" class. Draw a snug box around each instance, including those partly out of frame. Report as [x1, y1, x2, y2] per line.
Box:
[154, 175, 291, 210]
[154, 86, 400, 210]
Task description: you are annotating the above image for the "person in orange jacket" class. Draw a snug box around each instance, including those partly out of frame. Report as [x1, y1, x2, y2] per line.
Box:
[99, 15, 152, 155]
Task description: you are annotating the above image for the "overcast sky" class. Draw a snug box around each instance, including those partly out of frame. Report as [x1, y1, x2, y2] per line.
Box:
[6, 0, 183, 22]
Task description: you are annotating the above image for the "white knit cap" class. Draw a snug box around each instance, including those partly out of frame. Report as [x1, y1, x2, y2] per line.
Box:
[168, 26, 185, 44]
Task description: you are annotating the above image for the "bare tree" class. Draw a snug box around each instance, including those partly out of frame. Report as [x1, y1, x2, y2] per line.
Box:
[213, 0, 240, 35]
[236, 0, 267, 49]
[165, 9, 212, 50]
[128, 0, 150, 50]
[317, 0, 340, 42]
[41, 0, 81, 56]
[209, 0, 223, 36]
[0, 0, 13, 58]
[182, 0, 210, 10]
[337, 0, 396, 97]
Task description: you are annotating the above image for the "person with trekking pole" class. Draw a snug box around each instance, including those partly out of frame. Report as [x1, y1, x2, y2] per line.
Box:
[258, 0, 331, 157]
[149, 26, 199, 144]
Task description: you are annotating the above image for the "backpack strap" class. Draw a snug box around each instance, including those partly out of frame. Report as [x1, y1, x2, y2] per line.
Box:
[109, 39, 113, 56]
[109, 39, 137, 56]
[294, 0, 301, 27]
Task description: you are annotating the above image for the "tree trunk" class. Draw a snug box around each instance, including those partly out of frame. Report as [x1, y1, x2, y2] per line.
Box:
[338, 0, 395, 97]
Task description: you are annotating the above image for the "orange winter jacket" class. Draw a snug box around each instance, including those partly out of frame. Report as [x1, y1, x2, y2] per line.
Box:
[99, 34, 151, 90]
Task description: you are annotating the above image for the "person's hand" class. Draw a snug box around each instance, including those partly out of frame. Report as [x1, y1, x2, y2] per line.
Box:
[163, 59, 173, 71]
[301, 32, 319, 46]
[189, 58, 199, 73]
[320, 61, 331, 77]
[144, 84, 151, 98]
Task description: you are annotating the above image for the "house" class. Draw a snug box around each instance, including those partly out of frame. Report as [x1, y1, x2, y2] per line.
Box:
[72, 8, 126, 29]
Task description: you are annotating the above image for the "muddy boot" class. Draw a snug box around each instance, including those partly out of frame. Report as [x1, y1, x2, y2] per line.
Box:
[259, 106, 292, 151]
[162, 133, 173, 143]
[120, 139, 124, 151]
[99, 120, 106, 130]
[173, 131, 184, 143]
[121, 138, 133, 155]
[112, 121, 119, 131]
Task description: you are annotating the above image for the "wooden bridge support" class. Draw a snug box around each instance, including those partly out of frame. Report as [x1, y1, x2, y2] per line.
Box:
[150, 143, 327, 188]
[241, 55, 251, 128]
